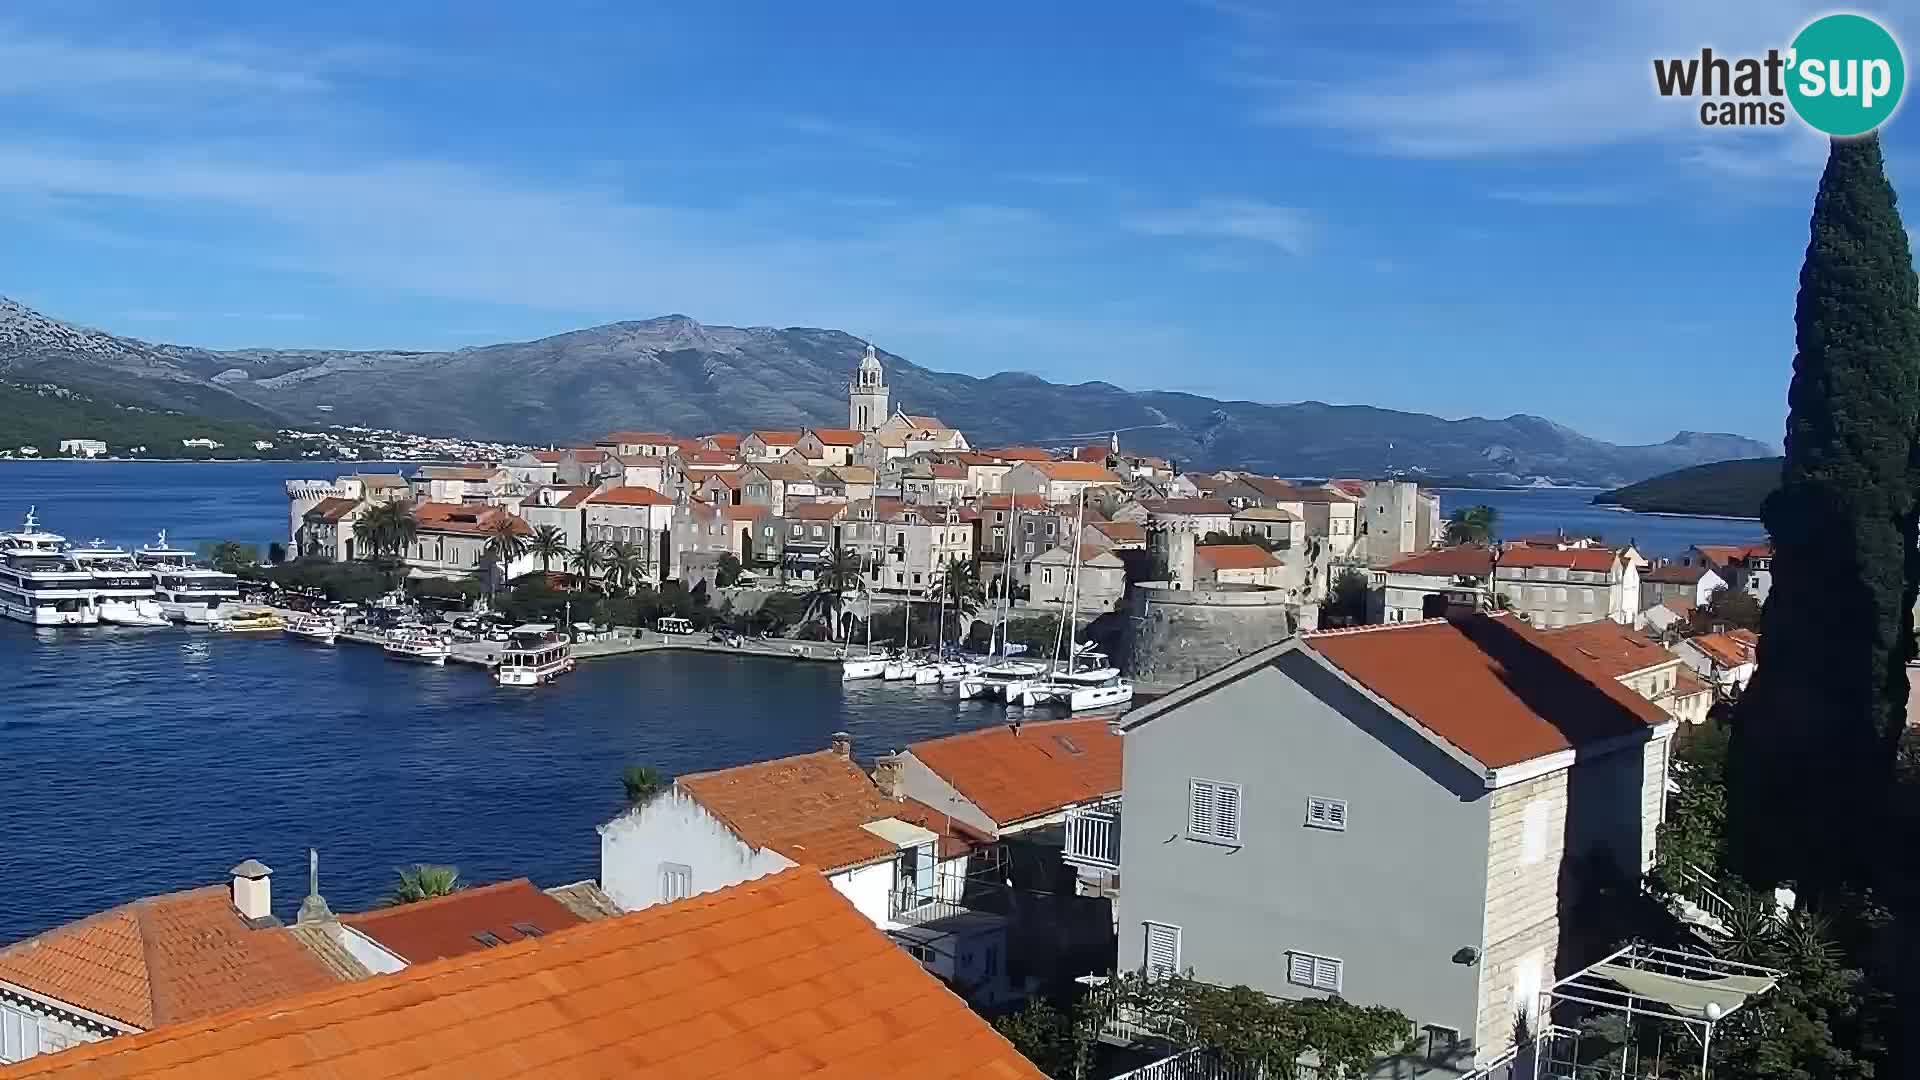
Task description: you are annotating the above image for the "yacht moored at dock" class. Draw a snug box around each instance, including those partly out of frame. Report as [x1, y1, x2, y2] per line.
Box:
[0, 510, 98, 626]
[284, 612, 339, 644]
[494, 624, 573, 686]
[840, 652, 889, 680]
[136, 532, 240, 624]
[70, 540, 168, 626]
[384, 627, 451, 665]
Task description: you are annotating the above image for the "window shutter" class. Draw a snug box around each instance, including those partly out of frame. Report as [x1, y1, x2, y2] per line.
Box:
[1188, 780, 1217, 837]
[1314, 956, 1343, 991]
[1216, 783, 1241, 843]
[1326, 800, 1346, 830]
[1287, 952, 1315, 986]
[1145, 923, 1181, 978]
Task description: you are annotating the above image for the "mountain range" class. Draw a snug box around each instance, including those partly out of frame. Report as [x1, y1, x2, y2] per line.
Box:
[0, 298, 1773, 485]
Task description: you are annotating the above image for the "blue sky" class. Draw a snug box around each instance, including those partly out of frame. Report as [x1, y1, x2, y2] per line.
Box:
[0, 1, 1914, 445]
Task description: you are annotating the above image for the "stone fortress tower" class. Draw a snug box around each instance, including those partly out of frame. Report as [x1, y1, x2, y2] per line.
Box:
[285, 479, 353, 550]
[849, 344, 889, 433]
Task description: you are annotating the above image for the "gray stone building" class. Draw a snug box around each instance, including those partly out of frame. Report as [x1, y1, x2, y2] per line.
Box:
[1112, 615, 1673, 1076]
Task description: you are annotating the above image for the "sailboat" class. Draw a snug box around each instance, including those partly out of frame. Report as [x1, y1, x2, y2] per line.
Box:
[915, 560, 975, 684]
[958, 494, 1047, 700]
[882, 588, 927, 680]
[841, 551, 888, 680]
[1015, 490, 1134, 712]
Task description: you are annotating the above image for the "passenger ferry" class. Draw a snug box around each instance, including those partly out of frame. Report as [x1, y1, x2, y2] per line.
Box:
[0, 509, 97, 626]
[135, 532, 240, 624]
[384, 627, 452, 665]
[283, 612, 339, 645]
[493, 624, 573, 687]
[69, 540, 168, 626]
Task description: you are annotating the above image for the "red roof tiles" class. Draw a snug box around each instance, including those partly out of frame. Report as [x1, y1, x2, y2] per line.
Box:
[1689, 630, 1759, 669]
[0, 885, 348, 1030]
[1500, 547, 1619, 573]
[984, 447, 1056, 462]
[1307, 615, 1667, 768]
[908, 719, 1122, 828]
[1536, 620, 1676, 679]
[339, 879, 584, 964]
[302, 496, 359, 523]
[1197, 544, 1281, 571]
[748, 430, 804, 446]
[807, 427, 865, 446]
[1385, 547, 1496, 576]
[411, 502, 529, 536]
[0, 870, 1047, 1080]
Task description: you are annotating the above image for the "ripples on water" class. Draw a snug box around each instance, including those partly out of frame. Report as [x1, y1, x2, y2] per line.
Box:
[0, 625, 998, 942]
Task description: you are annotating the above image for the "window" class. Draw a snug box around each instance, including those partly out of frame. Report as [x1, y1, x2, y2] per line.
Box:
[812, 525, 824, 538]
[659, 862, 693, 903]
[1024, 521, 1034, 535]
[1144, 922, 1181, 978]
[1042, 567, 1055, 585]
[984, 944, 999, 977]
[1, 1002, 44, 1063]
[1187, 778, 1242, 844]
[1421, 1025, 1462, 1066]
[912, 573, 922, 585]
[904, 942, 936, 964]
[1305, 796, 1347, 831]
[1521, 799, 1551, 865]
[472, 931, 504, 947]
[1287, 951, 1343, 992]
[1023, 540, 1035, 555]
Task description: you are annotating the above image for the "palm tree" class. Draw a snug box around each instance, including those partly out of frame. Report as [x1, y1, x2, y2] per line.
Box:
[937, 556, 986, 616]
[605, 542, 648, 596]
[622, 765, 667, 804]
[482, 517, 530, 597]
[387, 863, 461, 905]
[804, 547, 866, 641]
[1444, 504, 1499, 546]
[571, 539, 609, 589]
[528, 524, 569, 575]
[354, 500, 418, 559]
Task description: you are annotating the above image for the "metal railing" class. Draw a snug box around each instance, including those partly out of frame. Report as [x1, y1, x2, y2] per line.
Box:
[1107, 1047, 1271, 1080]
[1064, 805, 1121, 871]
[1682, 861, 1733, 929]
[887, 887, 969, 926]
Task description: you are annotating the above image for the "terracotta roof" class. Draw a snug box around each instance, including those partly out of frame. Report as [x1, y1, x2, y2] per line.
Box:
[751, 461, 817, 482]
[807, 427, 865, 446]
[340, 879, 585, 964]
[947, 452, 1002, 466]
[901, 414, 949, 431]
[927, 464, 968, 480]
[1024, 461, 1121, 483]
[1385, 546, 1495, 576]
[909, 719, 1122, 827]
[1500, 547, 1619, 573]
[302, 496, 360, 523]
[1306, 615, 1666, 769]
[1091, 520, 1147, 543]
[1660, 596, 1696, 615]
[680, 448, 742, 467]
[529, 450, 566, 464]
[1032, 544, 1121, 567]
[542, 881, 623, 921]
[0, 884, 348, 1030]
[982, 493, 1055, 512]
[1144, 498, 1235, 517]
[747, 429, 804, 446]
[1197, 543, 1282, 571]
[1674, 668, 1712, 697]
[0, 870, 1047, 1080]
[1073, 445, 1110, 462]
[1328, 479, 1371, 498]
[610, 453, 668, 467]
[721, 503, 769, 521]
[411, 502, 530, 536]
[562, 448, 608, 463]
[675, 751, 981, 870]
[783, 502, 847, 522]
[1689, 630, 1759, 669]
[984, 447, 1056, 462]
[349, 473, 409, 489]
[1536, 620, 1676, 679]
[703, 471, 743, 490]
[1642, 563, 1713, 585]
[830, 465, 876, 483]
[1691, 543, 1772, 566]
[700, 433, 743, 450]
[597, 430, 675, 445]
[1229, 475, 1353, 502]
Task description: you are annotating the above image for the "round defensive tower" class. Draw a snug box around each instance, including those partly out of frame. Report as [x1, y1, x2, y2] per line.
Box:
[1121, 580, 1311, 694]
[285, 479, 350, 550]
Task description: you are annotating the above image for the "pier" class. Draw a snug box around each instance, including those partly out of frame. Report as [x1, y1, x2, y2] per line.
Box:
[302, 612, 851, 672]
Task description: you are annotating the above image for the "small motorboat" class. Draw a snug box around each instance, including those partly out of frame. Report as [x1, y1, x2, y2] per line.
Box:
[283, 612, 338, 645]
[210, 609, 285, 634]
[384, 628, 451, 665]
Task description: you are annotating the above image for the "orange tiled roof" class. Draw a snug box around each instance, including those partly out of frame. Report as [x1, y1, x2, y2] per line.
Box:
[807, 427, 865, 446]
[701, 432, 743, 450]
[704, 471, 743, 489]
[1536, 620, 1676, 679]
[0, 870, 1047, 1080]
[0, 884, 347, 1031]
[1691, 543, 1772, 566]
[1690, 630, 1758, 669]
[783, 501, 848, 522]
[1642, 562, 1713, 585]
[529, 449, 566, 463]
[1197, 543, 1281, 571]
[1674, 667, 1712, 697]
[411, 502, 530, 536]
[302, 496, 360, 523]
[676, 751, 979, 870]
[748, 429, 804, 446]
[1307, 615, 1666, 769]
[680, 448, 741, 466]
[1501, 547, 1619, 573]
[563, 448, 609, 463]
[984, 446, 1055, 462]
[909, 719, 1122, 827]
[526, 484, 595, 508]
[1092, 520, 1147, 543]
[339, 878, 584, 964]
[1385, 546, 1495, 576]
[1027, 460, 1121, 483]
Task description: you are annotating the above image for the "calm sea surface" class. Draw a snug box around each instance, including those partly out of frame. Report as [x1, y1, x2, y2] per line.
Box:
[0, 463, 1767, 942]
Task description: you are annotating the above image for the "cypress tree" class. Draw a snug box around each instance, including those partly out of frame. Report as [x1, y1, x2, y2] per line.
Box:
[1728, 134, 1920, 893]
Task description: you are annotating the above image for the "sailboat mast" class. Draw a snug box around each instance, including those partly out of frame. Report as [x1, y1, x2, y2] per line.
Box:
[1063, 488, 1087, 669]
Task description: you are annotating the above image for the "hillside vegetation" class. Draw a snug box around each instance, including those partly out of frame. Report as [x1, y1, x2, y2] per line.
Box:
[0, 381, 280, 459]
[1592, 456, 1782, 517]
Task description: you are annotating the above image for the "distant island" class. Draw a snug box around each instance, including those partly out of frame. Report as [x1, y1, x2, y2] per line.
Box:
[1592, 457, 1782, 518]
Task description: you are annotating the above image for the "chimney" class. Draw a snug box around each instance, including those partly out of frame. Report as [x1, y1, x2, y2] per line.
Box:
[873, 753, 906, 800]
[830, 732, 852, 759]
[230, 859, 273, 924]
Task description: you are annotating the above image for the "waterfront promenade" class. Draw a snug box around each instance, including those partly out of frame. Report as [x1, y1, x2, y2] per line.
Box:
[300, 611, 853, 670]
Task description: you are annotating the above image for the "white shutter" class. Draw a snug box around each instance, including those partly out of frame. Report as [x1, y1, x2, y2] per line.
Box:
[1313, 956, 1343, 992]
[1288, 951, 1343, 992]
[1216, 783, 1242, 843]
[1325, 800, 1347, 830]
[1287, 952, 1315, 987]
[1145, 923, 1181, 978]
[1188, 780, 1218, 837]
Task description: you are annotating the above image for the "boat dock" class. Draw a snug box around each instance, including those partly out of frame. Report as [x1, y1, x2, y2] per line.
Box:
[304, 614, 850, 671]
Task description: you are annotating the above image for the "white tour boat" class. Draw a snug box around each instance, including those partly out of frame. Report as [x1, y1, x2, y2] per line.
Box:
[69, 541, 168, 626]
[136, 532, 240, 624]
[0, 509, 97, 626]
[211, 608, 285, 634]
[956, 657, 1048, 701]
[384, 627, 452, 665]
[494, 624, 574, 687]
[284, 612, 339, 645]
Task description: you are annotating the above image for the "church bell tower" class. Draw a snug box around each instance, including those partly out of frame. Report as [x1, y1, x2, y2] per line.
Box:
[849, 344, 889, 433]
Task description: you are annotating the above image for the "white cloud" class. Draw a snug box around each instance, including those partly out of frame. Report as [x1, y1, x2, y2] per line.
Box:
[1126, 199, 1315, 255]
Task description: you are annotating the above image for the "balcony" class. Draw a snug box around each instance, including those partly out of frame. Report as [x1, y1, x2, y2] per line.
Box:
[888, 886, 971, 928]
[1063, 802, 1121, 872]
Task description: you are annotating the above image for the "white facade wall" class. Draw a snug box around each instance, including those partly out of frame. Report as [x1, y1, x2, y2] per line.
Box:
[829, 861, 896, 927]
[597, 790, 795, 912]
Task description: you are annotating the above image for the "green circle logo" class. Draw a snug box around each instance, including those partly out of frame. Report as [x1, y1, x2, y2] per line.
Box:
[1787, 14, 1905, 136]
